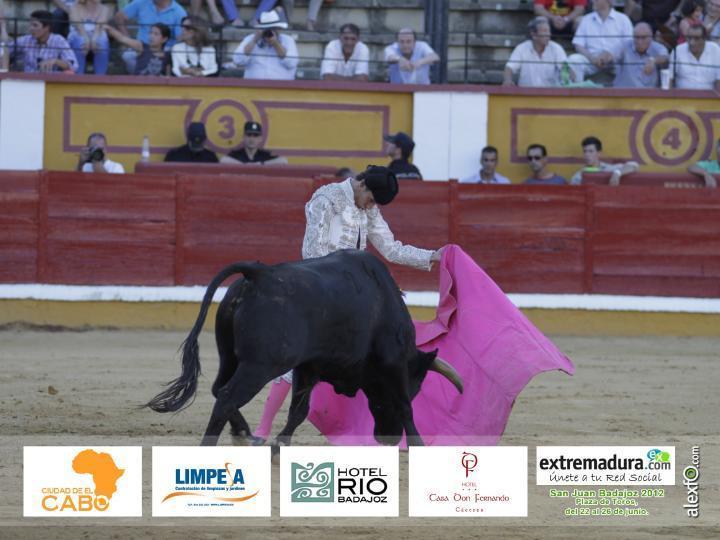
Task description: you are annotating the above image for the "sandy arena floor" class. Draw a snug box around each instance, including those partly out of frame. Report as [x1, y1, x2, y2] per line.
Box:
[0, 327, 718, 539]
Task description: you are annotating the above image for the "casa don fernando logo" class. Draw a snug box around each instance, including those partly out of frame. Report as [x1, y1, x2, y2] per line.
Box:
[162, 463, 259, 503]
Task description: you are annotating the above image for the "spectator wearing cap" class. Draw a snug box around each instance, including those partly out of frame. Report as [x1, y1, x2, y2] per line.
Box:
[460, 146, 511, 184]
[384, 132, 422, 180]
[613, 22, 669, 88]
[321, 23, 370, 81]
[383, 28, 439, 84]
[253, 164, 445, 445]
[669, 23, 720, 90]
[164, 122, 219, 162]
[503, 16, 569, 87]
[220, 121, 288, 165]
[232, 11, 298, 80]
[0, 10, 77, 73]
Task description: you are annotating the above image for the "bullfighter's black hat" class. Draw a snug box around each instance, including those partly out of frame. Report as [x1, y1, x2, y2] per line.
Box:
[362, 165, 398, 205]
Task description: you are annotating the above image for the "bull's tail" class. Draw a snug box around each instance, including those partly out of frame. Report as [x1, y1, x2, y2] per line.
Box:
[145, 261, 265, 413]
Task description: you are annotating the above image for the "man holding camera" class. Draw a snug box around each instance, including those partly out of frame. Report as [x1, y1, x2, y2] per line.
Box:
[77, 133, 125, 174]
[232, 10, 298, 80]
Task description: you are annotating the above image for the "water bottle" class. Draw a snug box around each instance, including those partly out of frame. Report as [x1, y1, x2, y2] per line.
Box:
[141, 135, 150, 162]
[0, 41, 7, 73]
[561, 62, 570, 86]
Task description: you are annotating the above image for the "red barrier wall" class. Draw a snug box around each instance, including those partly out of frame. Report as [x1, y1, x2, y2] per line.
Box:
[2, 171, 720, 297]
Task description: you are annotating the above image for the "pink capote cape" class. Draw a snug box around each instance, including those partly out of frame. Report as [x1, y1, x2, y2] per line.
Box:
[307, 245, 575, 445]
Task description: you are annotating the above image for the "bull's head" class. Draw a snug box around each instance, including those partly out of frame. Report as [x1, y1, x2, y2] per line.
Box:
[364, 349, 463, 445]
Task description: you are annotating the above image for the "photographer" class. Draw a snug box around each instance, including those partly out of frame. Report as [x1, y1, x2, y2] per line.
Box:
[76, 133, 125, 174]
[232, 10, 298, 80]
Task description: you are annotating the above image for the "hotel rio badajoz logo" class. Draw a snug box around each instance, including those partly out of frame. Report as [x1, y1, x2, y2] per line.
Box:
[280, 446, 399, 517]
[23, 446, 142, 516]
[152, 446, 271, 516]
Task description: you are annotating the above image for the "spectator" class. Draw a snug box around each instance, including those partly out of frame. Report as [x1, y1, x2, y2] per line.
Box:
[320, 23, 369, 81]
[704, 0, 720, 42]
[189, 0, 294, 28]
[0, 10, 77, 73]
[105, 22, 172, 75]
[305, 0, 324, 31]
[220, 121, 288, 164]
[568, 0, 633, 83]
[383, 28, 439, 85]
[190, 0, 239, 27]
[678, 0, 705, 44]
[232, 13, 298, 80]
[614, 22, 669, 87]
[114, 0, 186, 74]
[460, 146, 511, 184]
[76, 132, 125, 173]
[171, 16, 217, 76]
[688, 138, 720, 187]
[669, 23, 720, 89]
[503, 16, 568, 87]
[522, 144, 567, 185]
[165, 122, 219, 162]
[624, 1, 682, 46]
[66, 0, 111, 75]
[50, 0, 73, 38]
[533, 0, 586, 34]
[570, 136, 639, 185]
[384, 132, 422, 180]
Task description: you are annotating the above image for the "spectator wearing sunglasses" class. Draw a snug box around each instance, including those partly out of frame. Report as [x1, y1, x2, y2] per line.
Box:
[220, 121, 288, 165]
[522, 144, 568, 185]
[171, 15, 217, 76]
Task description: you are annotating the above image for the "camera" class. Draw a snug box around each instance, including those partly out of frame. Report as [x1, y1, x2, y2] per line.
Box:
[86, 146, 105, 163]
[262, 29, 274, 39]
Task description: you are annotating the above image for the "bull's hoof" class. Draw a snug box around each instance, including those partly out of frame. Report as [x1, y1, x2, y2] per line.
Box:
[231, 434, 250, 446]
[251, 436, 267, 446]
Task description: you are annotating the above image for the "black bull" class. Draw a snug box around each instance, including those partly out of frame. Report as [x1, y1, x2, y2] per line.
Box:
[147, 250, 463, 447]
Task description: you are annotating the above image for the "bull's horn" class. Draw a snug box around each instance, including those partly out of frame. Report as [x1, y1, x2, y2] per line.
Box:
[430, 357, 463, 394]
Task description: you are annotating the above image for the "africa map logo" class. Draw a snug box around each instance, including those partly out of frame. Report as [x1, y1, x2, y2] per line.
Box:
[24, 446, 142, 516]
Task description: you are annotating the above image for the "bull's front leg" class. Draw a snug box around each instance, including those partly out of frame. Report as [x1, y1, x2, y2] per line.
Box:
[399, 399, 424, 446]
[272, 369, 316, 456]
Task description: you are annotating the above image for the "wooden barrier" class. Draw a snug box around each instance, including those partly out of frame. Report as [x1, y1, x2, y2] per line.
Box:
[1, 171, 719, 297]
[582, 171, 710, 188]
[134, 161, 337, 177]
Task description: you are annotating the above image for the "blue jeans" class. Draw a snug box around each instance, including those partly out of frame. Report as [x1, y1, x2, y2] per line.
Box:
[67, 32, 110, 75]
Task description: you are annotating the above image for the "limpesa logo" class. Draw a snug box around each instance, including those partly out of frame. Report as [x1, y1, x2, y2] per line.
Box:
[291, 461, 389, 504]
[163, 463, 259, 504]
[40, 449, 124, 512]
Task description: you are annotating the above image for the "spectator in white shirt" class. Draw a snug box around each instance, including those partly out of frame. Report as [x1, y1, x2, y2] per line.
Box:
[233, 13, 298, 80]
[171, 16, 217, 77]
[669, 23, 720, 90]
[460, 146, 511, 184]
[76, 132, 125, 174]
[321, 23, 369, 81]
[567, 0, 633, 82]
[383, 28, 439, 84]
[503, 16, 568, 87]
